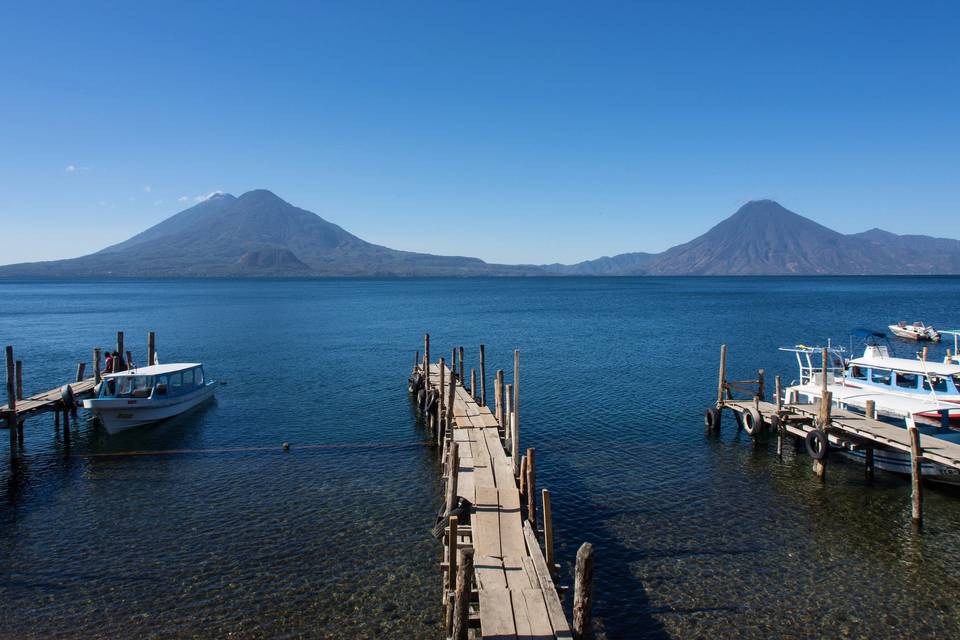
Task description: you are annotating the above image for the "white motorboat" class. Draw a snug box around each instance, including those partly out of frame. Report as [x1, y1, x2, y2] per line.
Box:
[782, 335, 960, 483]
[82, 363, 216, 434]
[889, 321, 940, 342]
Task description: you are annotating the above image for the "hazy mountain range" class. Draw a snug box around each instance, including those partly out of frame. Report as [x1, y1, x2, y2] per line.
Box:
[2, 191, 959, 277]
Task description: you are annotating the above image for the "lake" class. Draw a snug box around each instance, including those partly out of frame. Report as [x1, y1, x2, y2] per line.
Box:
[2, 277, 960, 639]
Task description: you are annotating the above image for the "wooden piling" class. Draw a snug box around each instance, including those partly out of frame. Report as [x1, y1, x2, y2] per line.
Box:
[94, 348, 101, 383]
[573, 542, 595, 640]
[445, 515, 460, 635]
[450, 349, 456, 381]
[451, 547, 474, 640]
[519, 455, 527, 496]
[424, 334, 430, 389]
[526, 447, 537, 529]
[458, 346, 464, 384]
[479, 344, 486, 407]
[415, 350, 419, 371]
[445, 367, 456, 438]
[506, 382, 515, 457]
[922, 346, 929, 362]
[909, 425, 923, 526]
[147, 331, 156, 366]
[76, 362, 86, 382]
[494, 370, 503, 429]
[438, 358, 446, 441]
[865, 399, 876, 419]
[117, 331, 124, 364]
[757, 368, 765, 402]
[446, 442, 460, 515]
[497, 370, 506, 432]
[5, 346, 16, 456]
[15, 360, 23, 401]
[716, 344, 727, 405]
[469, 368, 476, 401]
[542, 488, 555, 577]
[513, 349, 520, 470]
[774, 375, 782, 412]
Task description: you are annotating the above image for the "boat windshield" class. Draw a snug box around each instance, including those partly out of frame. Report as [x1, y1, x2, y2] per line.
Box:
[100, 376, 154, 398]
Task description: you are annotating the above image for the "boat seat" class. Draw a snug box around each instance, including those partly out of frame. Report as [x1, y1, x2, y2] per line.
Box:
[131, 388, 152, 398]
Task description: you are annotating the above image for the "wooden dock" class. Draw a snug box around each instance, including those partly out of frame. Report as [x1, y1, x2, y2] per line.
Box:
[3, 330, 158, 458]
[410, 336, 594, 639]
[709, 344, 960, 527]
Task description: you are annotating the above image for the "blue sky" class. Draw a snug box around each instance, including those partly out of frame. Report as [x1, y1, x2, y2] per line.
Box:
[1, 2, 957, 264]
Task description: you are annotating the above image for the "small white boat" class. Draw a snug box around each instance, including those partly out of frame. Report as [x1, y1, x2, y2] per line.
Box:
[889, 321, 940, 342]
[82, 363, 216, 434]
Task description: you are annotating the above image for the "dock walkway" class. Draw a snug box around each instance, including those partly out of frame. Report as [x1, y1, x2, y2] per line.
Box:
[411, 344, 585, 639]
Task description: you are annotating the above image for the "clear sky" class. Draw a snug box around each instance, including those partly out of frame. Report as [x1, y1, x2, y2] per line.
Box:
[1, 1, 957, 265]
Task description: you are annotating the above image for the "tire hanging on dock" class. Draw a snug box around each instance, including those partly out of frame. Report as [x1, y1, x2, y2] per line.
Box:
[805, 429, 829, 460]
[742, 407, 764, 436]
[704, 407, 721, 432]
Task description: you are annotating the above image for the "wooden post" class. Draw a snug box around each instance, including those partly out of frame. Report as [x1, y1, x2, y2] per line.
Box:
[451, 349, 457, 381]
[757, 368, 765, 402]
[508, 382, 518, 467]
[125, 351, 133, 370]
[513, 349, 520, 464]
[469, 368, 476, 401]
[479, 344, 486, 407]
[542, 488, 555, 577]
[437, 359, 446, 446]
[519, 455, 527, 495]
[94, 348, 102, 383]
[526, 448, 537, 529]
[497, 370, 506, 431]
[414, 350, 419, 371]
[865, 399, 876, 420]
[820, 347, 829, 401]
[494, 370, 503, 429]
[716, 344, 727, 406]
[447, 515, 459, 593]
[922, 346, 929, 362]
[15, 360, 23, 400]
[446, 442, 460, 516]
[424, 334, 430, 389]
[148, 331, 156, 366]
[6, 346, 17, 456]
[117, 331, 124, 363]
[446, 366, 456, 437]
[774, 375, 782, 412]
[573, 542, 595, 640]
[451, 547, 474, 640]
[458, 346, 464, 384]
[909, 425, 923, 526]
[76, 362, 86, 382]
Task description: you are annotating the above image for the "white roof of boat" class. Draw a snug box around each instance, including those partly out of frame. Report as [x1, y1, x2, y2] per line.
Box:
[103, 363, 202, 378]
[850, 354, 960, 375]
[792, 382, 960, 417]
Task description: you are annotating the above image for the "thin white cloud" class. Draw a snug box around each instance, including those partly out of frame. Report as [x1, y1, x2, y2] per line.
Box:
[65, 164, 90, 173]
[178, 190, 223, 205]
[144, 185, 152, 193]
[153, 199, 163, 206]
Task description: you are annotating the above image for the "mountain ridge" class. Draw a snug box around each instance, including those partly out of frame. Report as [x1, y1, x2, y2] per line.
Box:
[3, 194, 960, 277]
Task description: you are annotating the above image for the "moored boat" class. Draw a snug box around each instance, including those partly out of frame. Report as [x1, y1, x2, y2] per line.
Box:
[889, 321, 940, 342]
[82, 363, 216, 434]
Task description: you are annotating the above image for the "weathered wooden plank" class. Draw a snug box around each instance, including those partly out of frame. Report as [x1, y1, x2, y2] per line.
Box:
[524, 521, 573, 637]
[511, 587, 536, 640]
[499, 489, 526, 558]
[474, 486, 502, 558]
[519, 588, 555, 638]
[478, 588, 517, 639]
[475, 555, 508, 590]
[503, 555, 536, 590]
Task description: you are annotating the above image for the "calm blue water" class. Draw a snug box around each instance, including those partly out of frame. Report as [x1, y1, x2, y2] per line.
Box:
[3, 277, 960, 639]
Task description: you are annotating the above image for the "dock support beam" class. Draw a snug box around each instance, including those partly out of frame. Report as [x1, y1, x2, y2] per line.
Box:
[437, 358, 446, 446]
[469, 368, 476, 401]
[424, 334, 430, 390]
[526, 448, 537, 531]
[148, 331, 156, 366]
[76, 362, 86, 383]
[479, 343, 486, 407]
[445, 514, 459, 634]
[94, 348, 101, 383]
[909, 425, 924, 527]
[451, 547, 474, 640]
[513, 349, 520, 474]
[573, 542, 595, 640]
[716, 344, 727, 406]
[542, 488, 555, 577]
[458, 346, 464, 385]
[117, 331, 124, 367]
[6, 346, 17, 458]
[865, 400, 876, 480]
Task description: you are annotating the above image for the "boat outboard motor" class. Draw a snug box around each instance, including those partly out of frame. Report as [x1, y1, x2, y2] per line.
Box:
[431, 497, 473, 540]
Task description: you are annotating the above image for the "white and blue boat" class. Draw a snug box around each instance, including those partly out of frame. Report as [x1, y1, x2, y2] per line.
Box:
[82, 363, 216, 434]
[783, 333, 960, 483]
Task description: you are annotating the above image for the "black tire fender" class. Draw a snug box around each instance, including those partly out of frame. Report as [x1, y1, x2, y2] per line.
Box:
[805, 429, 829, 460]
[743, 407, 764, 436]
[704, 407, 721, 432]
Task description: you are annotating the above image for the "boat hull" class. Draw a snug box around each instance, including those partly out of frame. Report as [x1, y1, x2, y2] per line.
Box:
[841, 448, 960, 485]
[82, 383, 216, 434]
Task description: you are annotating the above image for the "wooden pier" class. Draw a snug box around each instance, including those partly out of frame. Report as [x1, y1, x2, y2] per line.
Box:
[410, 336, 594, 640]
[2, 330, 157, 458]
[708, 344, 960, 526]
